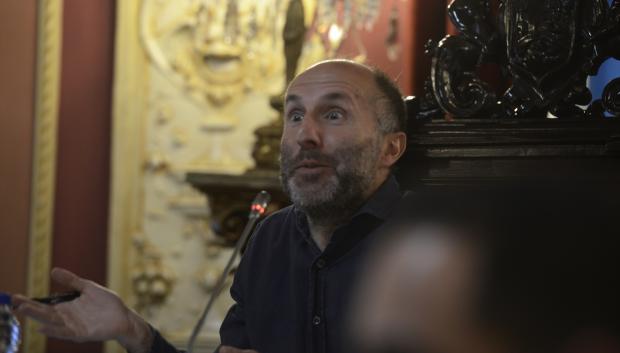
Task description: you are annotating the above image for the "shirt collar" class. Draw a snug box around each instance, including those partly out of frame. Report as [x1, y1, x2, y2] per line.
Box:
[352, 174, 402, 221]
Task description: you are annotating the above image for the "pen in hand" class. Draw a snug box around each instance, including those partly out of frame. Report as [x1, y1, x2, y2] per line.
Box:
[31, 291, 81, 305]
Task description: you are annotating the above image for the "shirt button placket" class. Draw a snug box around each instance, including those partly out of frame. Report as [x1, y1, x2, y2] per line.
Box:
[312, 257, 326, 352]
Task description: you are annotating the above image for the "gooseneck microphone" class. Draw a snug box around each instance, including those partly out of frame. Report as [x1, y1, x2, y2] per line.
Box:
[186, 191, 271, 353]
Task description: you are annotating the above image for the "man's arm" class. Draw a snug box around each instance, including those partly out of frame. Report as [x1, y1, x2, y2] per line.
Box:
[217, 218, 270, 351]
[13, 268, 178, 353]
[218, 264, 251, 349]
[219, 302, 249, 348]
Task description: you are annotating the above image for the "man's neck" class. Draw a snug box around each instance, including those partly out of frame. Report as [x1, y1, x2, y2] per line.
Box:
[305, 174, 389, 251]
[307, 213, 350, 251]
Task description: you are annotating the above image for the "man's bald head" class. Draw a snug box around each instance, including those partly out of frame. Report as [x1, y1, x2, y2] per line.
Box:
[288, 59, 406, 134]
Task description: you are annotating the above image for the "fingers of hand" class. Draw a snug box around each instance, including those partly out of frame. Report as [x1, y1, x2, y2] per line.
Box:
[51, 267, 87, 291]
[38, 324, 78, 341]
[14, 297, 86, 341]
[14, 301, 64, 326]
[11, 294, 31, 308]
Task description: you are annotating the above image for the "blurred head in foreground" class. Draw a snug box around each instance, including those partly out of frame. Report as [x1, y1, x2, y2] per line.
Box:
[349, 184, 620, 353]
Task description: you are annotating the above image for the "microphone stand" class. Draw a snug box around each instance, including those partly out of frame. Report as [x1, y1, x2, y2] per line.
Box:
[186, 191, 270, 353]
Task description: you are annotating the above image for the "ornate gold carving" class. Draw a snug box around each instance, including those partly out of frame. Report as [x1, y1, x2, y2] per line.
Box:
[140, 0, 287, 127]
[155, 102, 174, 125]
[144, 151, 171, 173]
[251, 121, 284, 171]
[168, 194, 209, 219]
[24, 1, 63, 353]
[171, 127, 188, 147]
[131, 234, 176, 313]
[188, 140, 253, 174]
[197, 266, 223, 292]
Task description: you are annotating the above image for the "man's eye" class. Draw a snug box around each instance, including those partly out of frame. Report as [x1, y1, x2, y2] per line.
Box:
[324, 110, 344, 121]
[288, 112, 304, 122]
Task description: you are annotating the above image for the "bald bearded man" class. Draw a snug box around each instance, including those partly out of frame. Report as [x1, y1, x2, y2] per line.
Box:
[14, 60, 408, 353]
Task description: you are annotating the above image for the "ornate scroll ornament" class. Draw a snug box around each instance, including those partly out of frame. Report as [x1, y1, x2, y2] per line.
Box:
[24, 1, 63, 353]
[421, 0, 620, 119]
[131, 234, 176, 313]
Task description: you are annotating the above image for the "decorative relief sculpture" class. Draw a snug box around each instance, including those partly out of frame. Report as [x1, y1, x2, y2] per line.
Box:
[421, 0, 620, 119]
[132, 234, 176, 313]
[140, 0, 288, 127]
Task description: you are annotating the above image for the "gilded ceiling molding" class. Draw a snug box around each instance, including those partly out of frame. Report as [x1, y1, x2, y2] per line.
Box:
[105, 0, 150, 352]
[24, 0, 63, 352]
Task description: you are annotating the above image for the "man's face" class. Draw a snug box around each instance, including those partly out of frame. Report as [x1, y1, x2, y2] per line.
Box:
[280, 63, 385, 213]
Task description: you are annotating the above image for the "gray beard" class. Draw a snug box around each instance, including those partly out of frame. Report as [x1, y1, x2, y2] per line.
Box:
[279, 137, 381, 225]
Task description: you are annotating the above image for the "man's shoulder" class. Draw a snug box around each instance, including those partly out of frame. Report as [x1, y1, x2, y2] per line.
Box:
[249, 204, 297, 241]
[257, 204, 296, 228]
[263, 204, 295, 221]
[243, 204, 298, 259]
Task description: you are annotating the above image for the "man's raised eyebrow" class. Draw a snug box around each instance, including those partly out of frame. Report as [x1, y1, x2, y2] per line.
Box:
[285, 94, 302, 104]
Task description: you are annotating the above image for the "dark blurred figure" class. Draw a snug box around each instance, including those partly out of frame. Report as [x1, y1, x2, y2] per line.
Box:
[348, 183, 620, 353]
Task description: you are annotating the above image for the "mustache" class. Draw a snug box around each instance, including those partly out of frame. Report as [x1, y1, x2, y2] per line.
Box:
[281, 149, 337, 175]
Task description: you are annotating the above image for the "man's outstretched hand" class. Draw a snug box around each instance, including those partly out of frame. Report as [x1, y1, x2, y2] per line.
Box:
[13, 268, 153, 353]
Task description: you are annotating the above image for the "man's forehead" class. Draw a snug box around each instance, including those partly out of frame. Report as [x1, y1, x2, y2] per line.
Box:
[286, 80, 363, 101]
[286, 63, 376, 103]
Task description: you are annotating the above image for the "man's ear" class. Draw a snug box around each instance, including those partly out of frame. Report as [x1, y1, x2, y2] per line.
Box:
[382, 132, 407, 168]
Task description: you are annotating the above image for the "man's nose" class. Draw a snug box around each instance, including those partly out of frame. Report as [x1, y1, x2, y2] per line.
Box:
[296, 118, 322, 149]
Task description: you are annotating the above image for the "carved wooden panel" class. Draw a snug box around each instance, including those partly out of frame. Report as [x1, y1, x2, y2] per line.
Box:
[419, 0, 620, 119]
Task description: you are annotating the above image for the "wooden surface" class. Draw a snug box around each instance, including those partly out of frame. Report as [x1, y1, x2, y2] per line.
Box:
[397, 118, 620, 187]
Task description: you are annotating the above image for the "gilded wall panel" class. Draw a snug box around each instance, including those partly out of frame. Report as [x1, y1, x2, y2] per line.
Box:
[109, 0, 317, 351]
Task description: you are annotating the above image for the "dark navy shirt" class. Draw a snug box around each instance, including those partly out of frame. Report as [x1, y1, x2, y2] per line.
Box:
[149, 176, 403, 353]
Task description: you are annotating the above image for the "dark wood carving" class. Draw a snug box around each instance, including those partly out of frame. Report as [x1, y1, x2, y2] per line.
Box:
[186, 171, 288, 246]
[400, 0, 620, 187]
[421, 0, 620, 119]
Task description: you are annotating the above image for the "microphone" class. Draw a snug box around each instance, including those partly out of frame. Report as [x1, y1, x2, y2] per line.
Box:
[186, 191, 271, 353]
[249, 190, 270, 218]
